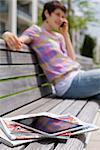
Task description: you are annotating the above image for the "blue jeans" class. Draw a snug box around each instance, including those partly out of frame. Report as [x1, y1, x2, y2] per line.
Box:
[62, 69, 100, 100]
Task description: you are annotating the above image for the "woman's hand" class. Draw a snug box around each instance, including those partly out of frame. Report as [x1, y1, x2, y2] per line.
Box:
[59, 19, 76, 60]
[2, 32, 22, 50]
[59, 19, 69, 36]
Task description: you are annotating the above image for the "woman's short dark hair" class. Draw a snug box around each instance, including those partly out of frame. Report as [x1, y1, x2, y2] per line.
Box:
[42, 1, 66, 21]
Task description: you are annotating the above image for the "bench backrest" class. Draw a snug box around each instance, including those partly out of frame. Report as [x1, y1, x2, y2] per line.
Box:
[0, 39, 52, 116]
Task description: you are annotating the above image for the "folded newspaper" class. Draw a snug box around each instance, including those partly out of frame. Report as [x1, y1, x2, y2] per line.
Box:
[0, 112, 99, 147]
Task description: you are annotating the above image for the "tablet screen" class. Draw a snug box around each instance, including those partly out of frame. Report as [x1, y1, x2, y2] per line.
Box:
[13, 116, 81, 134]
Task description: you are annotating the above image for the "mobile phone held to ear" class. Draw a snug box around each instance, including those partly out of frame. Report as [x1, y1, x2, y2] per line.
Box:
[60, 22, 65, 27]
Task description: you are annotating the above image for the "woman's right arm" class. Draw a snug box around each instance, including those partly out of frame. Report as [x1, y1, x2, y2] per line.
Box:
[2, 32, 31, 50]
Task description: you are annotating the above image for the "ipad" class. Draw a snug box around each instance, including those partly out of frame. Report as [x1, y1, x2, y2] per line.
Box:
[12, 115, 82, 136]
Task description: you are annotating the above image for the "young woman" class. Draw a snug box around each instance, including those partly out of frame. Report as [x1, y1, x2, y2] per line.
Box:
[2, 1, 100, 100]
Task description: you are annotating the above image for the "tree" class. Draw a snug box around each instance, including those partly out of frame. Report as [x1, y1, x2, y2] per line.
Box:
[62, 0, 98, 31]
[37, 7, 42, 26]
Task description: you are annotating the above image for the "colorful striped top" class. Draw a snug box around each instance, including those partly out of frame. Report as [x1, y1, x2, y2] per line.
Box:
[22, 25, 81, 84]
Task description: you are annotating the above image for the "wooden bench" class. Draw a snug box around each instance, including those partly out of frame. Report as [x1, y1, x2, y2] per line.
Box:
[0, 39, 99, 150]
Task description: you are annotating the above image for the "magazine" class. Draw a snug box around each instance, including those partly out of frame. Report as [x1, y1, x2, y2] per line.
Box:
[0, 118, 44, 140]
[0, 128, 36, 147]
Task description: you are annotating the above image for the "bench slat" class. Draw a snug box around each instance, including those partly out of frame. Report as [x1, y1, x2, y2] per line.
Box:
[0, 50, 37, 64]
[0, 143, 24, 150]
[0, 65, 36, 79]
[0, 65, 44, 80]
[77, 101, 99, 123]
[0, 76, 37, 96]
[0, 75, 50, 97]
[49, 99, 74, 114]
[0, 87, 51, 116]
[55, 138, 85, 150]
[24, 141, 55, 150]
[61, 100, 87, 116]
[3, 97, 55, 117]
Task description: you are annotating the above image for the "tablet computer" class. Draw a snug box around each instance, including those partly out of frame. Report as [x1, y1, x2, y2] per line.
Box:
[10, 114, 83, 136]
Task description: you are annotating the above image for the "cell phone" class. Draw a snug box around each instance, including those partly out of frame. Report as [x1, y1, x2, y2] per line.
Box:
[60, 21, 65, 27]
[12, 115, 82, 136]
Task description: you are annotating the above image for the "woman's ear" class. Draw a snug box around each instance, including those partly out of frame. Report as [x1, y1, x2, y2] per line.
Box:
[44, 10, 49, 19]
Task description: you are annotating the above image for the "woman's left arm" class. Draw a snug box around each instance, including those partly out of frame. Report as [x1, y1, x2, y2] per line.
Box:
[59, 19, 76, 61]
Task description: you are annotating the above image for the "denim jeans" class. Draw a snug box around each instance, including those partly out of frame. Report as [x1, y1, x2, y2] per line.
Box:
[62, 69, 100, 100]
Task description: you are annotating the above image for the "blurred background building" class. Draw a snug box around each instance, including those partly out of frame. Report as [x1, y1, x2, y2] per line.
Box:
[0, 0, 38, 35]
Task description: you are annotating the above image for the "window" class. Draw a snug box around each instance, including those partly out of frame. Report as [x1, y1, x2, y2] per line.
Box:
[0, 0, 6, 7]
[0, 22, 6, 34]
